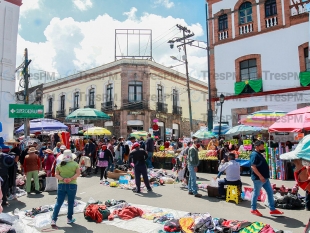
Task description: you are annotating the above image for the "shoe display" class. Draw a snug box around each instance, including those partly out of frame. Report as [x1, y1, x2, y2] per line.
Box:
[67, 218, 76, 224]
[270, 209, 284, 216]
[251, 209, 263, 217]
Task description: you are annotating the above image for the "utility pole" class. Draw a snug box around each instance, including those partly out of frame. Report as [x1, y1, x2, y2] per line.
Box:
[168, 24, 194, 135]
[23, 48, 31, 137]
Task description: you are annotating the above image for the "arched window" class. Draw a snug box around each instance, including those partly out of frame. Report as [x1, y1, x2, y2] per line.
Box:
[239, 2, 253, 25]
[240, 59, 257, 81]
[218, 14, 228, 31]
[265, 0, 277, 17]
[88, 88, 95, 108]
[305, 48, 310, 71]
[48, 98, 53, 113]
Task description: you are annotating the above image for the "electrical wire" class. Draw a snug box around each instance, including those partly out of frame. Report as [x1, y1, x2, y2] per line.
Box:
[143, 37, 150, 57]
[117, 36, 123, 57]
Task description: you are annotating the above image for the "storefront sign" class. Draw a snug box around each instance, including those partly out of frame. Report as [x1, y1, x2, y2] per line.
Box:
[155, 114, 167, 119]
[275, 132, 289, 135]
[243, 140, 252, 150]
[129, 111, 144, 115]
[9, 104, 44, 118]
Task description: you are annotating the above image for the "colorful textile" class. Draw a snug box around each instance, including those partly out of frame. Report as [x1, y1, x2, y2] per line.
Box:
[164, 219, 181, 232]
[84, 204, 110, 223]
[108, 206, 144, 221]
[260, 225, 275, 233]
[179, 217, 194, 233]
[239, 222, 265, 233]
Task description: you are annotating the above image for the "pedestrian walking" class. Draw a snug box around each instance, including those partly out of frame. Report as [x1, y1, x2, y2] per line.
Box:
[250, 140, 284, 217]
[129, 142, 152, 193]
[51, 150, 80, 227]
[23, 147, 42, 195]
[145, 133, 154, 169]
[96, 145, 113, 183]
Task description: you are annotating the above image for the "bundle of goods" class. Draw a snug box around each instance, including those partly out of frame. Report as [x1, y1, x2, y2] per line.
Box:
[238, 151, 251, 160]
[153, 151, 177, 158]
[198, 150, 218, 160]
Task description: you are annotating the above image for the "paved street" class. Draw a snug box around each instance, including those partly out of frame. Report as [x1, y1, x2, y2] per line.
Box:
[3, 172, 306, 233]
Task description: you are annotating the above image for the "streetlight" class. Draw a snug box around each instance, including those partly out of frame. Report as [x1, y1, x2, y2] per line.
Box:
[218, 94, 225, 140]
[113, 104, 117, 136]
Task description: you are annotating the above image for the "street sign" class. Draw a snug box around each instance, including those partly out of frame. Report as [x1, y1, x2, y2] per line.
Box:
[9, 104, 44, 118]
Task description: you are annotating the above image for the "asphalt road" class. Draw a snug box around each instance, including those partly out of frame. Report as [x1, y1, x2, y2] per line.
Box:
[2, 171, 306, 233]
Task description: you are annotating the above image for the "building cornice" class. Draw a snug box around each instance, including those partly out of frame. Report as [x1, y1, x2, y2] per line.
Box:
[4, 0, 22, 6]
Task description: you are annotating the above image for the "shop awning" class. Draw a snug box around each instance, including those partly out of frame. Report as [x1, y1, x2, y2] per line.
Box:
[127, 120, 143, 126]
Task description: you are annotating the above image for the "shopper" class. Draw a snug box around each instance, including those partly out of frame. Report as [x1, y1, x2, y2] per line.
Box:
[187, 138, 202, 198]
[44, 149, 55, 177]
[53, 142, 61, 155]
[250, 140, 284, 217]
[129, 142, 152, 193]
[145, 133, 154, 169]
[23, 147, 41, 195]
[51, 150, 80, 226]
[84, 139, 96, 169]
[96, 145, 113, 182]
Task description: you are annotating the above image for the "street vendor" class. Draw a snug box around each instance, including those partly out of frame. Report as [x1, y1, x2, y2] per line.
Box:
[280, 135, 310, 212]
[207, 137, 218, 150]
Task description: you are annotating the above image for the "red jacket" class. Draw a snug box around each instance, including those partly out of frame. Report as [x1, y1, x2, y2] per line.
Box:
[108, 207, 143, 220]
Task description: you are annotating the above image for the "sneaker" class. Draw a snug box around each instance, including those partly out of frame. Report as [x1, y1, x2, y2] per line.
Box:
[251, 209, 263, 217]
[216, 195, 225, 200]
[188, 192, 194, 195]
[67, 218, 76, 224]
[195, 193, 202, 198]
[7, 194, 17, 201]
[270, 209, 284, 216]
[147, 188, 153, 192]
[51, 220, 56, 226]
[35, 190, 42, 194]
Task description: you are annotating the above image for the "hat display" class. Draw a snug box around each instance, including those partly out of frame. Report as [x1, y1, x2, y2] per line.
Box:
[59, 149, 77, 162]
[28, 147, 37, 153]
[44, 149, 53, 154]
[280, 135, 310, 161]
[132, 142, 140, 149]
[60, 145, 67, 150]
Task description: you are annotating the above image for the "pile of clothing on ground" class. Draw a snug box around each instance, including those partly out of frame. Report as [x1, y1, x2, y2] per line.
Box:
[84, 199, 287, 233]
[265, 192, 305, 210]
[101, 169, 176, 191]
[0, 212, 40, 233]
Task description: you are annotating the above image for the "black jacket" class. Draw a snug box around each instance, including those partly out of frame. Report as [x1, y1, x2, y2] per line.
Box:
[129, 149, 147, 166]
[85, 142, 96, 156]
[145, 138, 154, 152]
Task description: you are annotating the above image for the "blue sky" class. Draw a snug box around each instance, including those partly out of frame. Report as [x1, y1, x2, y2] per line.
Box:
[17, 0, 208, 85]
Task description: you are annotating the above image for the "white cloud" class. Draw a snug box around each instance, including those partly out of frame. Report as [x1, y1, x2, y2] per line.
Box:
[154, 0, 175, 9]
[73, 0, 93, 11]
[20, 0, 40, 16]
[17, 8, 208, 88]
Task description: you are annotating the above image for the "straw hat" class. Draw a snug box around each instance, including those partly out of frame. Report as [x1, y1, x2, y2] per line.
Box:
[4, 139, 20, 145]
[28, 147, 37, 153]
[44, 149, 53, 154]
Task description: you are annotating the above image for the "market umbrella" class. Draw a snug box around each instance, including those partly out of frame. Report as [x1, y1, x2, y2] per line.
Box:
[269, 106, 310, 133]
[212, 124, 231, 135]
[66, 108, 110, 120]
[193, 129, 216, 139]
[225, 125, 262, 136]
[84, 127, 112, 136]
[130, 131, 149, 139]
[15, 118, 68, 134]
[240, 110, 287, 128]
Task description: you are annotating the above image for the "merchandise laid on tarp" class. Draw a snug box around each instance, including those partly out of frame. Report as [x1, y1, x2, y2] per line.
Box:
[80, 199, 287, 233]
[104, 169, 177, 191]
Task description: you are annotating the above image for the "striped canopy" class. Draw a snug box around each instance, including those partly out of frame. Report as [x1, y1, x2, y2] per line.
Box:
[212, 124, 231, 135]
[240, 110, 287, 128]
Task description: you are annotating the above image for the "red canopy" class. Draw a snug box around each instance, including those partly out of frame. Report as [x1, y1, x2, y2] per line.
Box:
[269, 106, 310, 133]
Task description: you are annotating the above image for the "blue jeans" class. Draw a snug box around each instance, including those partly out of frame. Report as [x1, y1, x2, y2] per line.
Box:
[217, 171, 224, 179]
[251, 179, 275, 211]
[52, 184, 77, 222]
[188, 165, 198, 195]
[108, 161, 114, 172]
[146, 152, 153, 168]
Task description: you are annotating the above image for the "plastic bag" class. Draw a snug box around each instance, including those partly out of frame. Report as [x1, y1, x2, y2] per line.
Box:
[45, 177, 58, 191]
[34, 213, 51, 228]
[12, 219, 40, 233]
[210, 178, 219, 187]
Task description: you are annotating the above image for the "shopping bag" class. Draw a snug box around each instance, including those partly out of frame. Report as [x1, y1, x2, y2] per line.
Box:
[210, 178, 219, 187]
[44, 177, 58, 191]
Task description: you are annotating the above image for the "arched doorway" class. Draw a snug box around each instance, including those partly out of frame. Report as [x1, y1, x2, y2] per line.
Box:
[173, 123, 180, 139]
[157, 122, 165, 140]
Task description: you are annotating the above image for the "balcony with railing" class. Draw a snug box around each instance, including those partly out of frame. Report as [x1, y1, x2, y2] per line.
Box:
[101, 101, 113, 112]
[69, 107, 79, 114]
[45, 112, 53, 118]
[56, 110, 66, 118]
[239, 23, 253, 35]
[84, 104, 95, 109]
[290, 0, 309, 17]
[172, 106, 182, 115]
[156, 102, 168, 113]
[218, 30, 228, 41]
[265, 16, 278, 28]
[122, 99, 149, 110]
